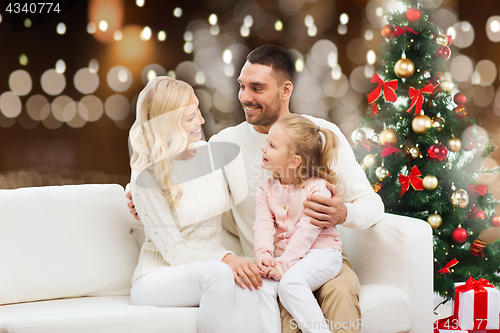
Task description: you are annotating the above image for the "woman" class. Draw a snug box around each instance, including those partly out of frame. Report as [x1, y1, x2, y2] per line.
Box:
[128, 76, 262, 333]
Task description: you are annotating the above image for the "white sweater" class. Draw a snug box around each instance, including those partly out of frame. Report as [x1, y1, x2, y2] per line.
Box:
[209, 115, 385, 260]
[130, 142, 236, 285]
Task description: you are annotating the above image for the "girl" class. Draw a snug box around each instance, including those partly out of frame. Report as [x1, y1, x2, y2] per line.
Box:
[254, 113, 342, 333]
[128, 76, 261, 333]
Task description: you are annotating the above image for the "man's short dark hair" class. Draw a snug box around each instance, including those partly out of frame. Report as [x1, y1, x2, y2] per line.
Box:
[246, 45, 296, 84]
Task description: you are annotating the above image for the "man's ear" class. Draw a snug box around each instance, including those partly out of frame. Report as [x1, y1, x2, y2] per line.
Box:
[288, 155, 301, 169]
[281, 81, 293, 100]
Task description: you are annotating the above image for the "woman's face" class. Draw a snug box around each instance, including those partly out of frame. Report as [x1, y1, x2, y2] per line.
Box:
[181, 91, 205, 144]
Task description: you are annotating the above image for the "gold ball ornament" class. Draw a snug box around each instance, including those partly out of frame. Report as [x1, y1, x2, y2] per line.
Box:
[379, 128, 398, 146]
[375, 166, 390, 180]
[440, 79, 455, 93]
[405, 145, 421, 158]
[394, 57, 415, 78]
[450, 189, 469, 208]
[427, 213, 443, 229]
[363, 154, 377, 168]
[351, 129, 366, 144]
[432, 117, 445, 132]
[412, 115, 432, 134]
[436, 34, 449, 46]
[448, 137, 462, 152]
[422, 175, 438, 190]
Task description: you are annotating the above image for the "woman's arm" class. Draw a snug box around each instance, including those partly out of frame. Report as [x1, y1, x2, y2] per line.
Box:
[132, 169, 232, 266]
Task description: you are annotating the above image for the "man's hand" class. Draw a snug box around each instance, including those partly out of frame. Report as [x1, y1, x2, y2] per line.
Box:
[303, 182, 347, 228]
[222, 254, 263, 290]
[125, 191, 140, 221]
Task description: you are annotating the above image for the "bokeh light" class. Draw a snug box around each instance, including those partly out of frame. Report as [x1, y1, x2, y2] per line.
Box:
[141, 64, 166, 85]
[173, 7, 182, 18]
[429, 8, 458, 31]
[275, 20, 283, 31]
[209, 14, 218, 25]
[19, 54, 28, 66]
[347, 38, 369, 64]
[140, 26, 152, 41]
[89, 59, 99, 73]
[57, 22, 66, 35]
[105, 94, 130, 121]
[323, 74, 349, 98]
[340, 13, 349, 25]
[486, 16, 500, 42]
[107, 65, 133, 92]
[9, 70, 32, 96]
[116, 25, 147, 62]
[26, 95, 50, 121]
[364, 30, 374, 41]
[0, 92, 22, 118]
[472, 86, 495, 107]
[78, 95, 104, 122]
[114, 30, 122, 41]
[55, 59, 66, 74]
[450, 55, 474, 82]
[136, 0, 145, 7]
[474, 60, 497, 86]
[41, 69, 66, 95]
[158, 30, 166, 41]
[88, 0, 124, 43]
[52, 95, 77, 122]
[24, 18, 32, 28]
[74, 68, 100, 94]
[452, 21, 475, 48]
[87, 22, 96, 34]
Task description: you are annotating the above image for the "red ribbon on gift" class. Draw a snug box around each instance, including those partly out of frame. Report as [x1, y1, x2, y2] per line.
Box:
[454, 276, 494, 330]
[398, 165, 424, 196]
[406, 85, 434, 116]
[468, 185, 487, 198]
[436, 258, 458, 274]
[367, 74, 398, 104]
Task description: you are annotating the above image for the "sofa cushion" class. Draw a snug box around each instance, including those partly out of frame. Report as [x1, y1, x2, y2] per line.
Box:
[0, 184, 139, 305]
[359, 284, 411, 333]
[0, 296, 198, 333]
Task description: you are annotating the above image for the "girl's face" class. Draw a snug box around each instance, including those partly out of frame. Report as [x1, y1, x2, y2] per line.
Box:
[261, 124, 296, 174]
[181, 91, 205, 144]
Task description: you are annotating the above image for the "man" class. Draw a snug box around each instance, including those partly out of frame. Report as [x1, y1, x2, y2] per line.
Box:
[128, 45, 384, 333]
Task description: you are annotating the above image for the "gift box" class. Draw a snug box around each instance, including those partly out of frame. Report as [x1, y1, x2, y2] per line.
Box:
[453, 277, 500, 330]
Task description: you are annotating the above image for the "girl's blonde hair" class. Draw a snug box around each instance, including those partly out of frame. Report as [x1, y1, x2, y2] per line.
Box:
[274, 114, 339, 188]
[129, 76, 193, 206]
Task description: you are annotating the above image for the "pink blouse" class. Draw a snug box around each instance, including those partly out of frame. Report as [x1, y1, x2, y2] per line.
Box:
[253, 177, 342, 276]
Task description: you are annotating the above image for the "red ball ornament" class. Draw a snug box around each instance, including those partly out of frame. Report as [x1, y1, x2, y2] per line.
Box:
[427, 143, 448, 162]
[406, 7, 421, 22]
[452, 227, 467, 243]
[489, 215, 500, 227]
[381, 25, 395, 38]
[468, 209, 486, 220]
[436, 46, 451, 60]
[454, 93, 467, 105]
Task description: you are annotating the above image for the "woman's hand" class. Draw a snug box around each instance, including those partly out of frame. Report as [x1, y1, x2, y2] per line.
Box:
[222, 254, 263, 290]
[125, 190, 141, 221]
[256, 257, 276, 273]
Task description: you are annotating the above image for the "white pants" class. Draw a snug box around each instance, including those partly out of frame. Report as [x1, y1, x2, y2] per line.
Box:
[259, 248, 342, 333]
[130, 261, 262, 333]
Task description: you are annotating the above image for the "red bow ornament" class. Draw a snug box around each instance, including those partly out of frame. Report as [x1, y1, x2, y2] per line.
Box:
[406, 84, 434, 116]
[436, 258, 458, 274]
[453, 277, 499, 330]
[367, 74, 398, 104]
[370, 103, 378, 117]
[398, 165, 424, 196]
[390, 26, 418, 39]
[381, 146, 401, 157]
[468, 185, 487, 198]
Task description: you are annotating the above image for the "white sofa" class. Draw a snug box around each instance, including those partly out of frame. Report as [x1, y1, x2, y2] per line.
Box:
[0, 184, 433, 333]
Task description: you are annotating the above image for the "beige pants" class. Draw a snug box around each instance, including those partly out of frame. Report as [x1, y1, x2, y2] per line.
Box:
[280, 260, 361, 333]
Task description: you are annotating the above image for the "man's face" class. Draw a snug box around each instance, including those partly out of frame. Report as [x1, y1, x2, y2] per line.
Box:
[237, 62, 282, 127]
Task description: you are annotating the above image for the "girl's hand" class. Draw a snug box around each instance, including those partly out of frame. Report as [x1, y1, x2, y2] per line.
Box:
[265, 266, 282, 281]
[256, 258, 276, 272]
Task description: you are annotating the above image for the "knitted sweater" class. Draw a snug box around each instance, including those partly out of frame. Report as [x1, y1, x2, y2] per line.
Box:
[130, 142, 235, 285]
[209, 114, 384, 260]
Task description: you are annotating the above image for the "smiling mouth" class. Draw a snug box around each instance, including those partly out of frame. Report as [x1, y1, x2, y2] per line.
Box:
[191, 128, 201, 134]
[244, 105, 260, 114]
[262, 156, 268, 162]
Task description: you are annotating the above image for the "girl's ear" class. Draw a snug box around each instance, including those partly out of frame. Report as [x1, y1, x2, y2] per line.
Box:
[288, 155, 301, 169]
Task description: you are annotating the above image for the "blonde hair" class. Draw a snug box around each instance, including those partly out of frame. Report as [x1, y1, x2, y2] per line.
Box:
[274, 114, 339, 188]
[129, 76, 193, 206]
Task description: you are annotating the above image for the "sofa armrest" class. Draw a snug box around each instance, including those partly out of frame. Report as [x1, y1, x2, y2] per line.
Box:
[338, 213, 433, 333]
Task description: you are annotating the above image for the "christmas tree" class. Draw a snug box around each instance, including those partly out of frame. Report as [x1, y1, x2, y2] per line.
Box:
[352, 0, 500, 300]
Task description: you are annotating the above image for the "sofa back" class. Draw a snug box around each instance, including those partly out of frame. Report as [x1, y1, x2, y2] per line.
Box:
[0, 184, 139, 305]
